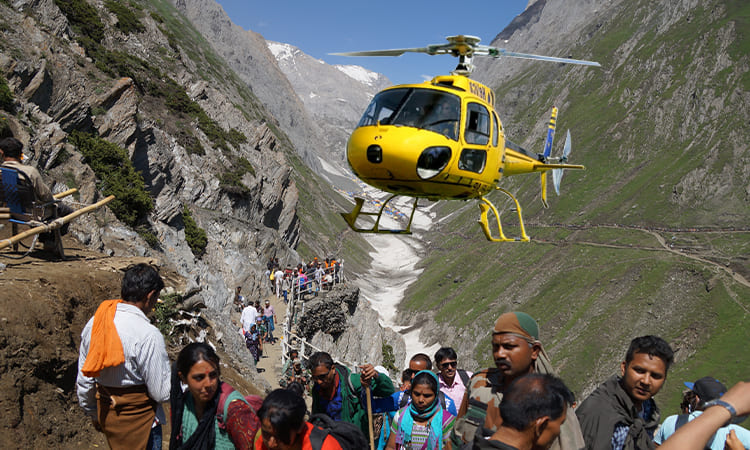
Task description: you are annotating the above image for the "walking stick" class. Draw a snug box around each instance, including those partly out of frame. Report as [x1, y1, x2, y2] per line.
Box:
[366, 384, 375, 450]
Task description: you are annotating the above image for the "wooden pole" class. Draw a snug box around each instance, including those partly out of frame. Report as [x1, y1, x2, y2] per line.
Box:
[0, 195, 114, 250]
[53, 188, 77, 199]
[366, 384, 375, 450]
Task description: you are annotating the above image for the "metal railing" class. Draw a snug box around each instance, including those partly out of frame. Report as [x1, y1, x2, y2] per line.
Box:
[287, 263, 347, 304]
[279, 263, 356, 372]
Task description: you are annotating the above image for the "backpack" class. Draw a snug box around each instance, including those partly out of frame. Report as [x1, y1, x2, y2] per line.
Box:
[309, 412, 368, 450]
[215, 383, 263, 431]
[457, 369, 470, 387]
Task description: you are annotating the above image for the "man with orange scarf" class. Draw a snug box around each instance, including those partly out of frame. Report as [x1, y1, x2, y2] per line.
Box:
[76, 263, 170, 449]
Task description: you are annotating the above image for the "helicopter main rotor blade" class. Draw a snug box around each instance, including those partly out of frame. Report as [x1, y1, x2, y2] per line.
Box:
[331, 42, 462, 58]
[483, 47, 601, 67]
[330, 46, 444, 57]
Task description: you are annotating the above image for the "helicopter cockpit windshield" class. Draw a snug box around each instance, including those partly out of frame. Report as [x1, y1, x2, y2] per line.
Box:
[357, 88, 461, 141]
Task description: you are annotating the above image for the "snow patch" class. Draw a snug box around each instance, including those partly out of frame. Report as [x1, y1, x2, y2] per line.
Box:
[267, 41, 295, 61]
[352, 190, 440, 366]
[335, 64, 380, 86]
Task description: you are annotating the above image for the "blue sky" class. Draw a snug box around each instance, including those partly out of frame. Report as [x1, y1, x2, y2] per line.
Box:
[215, 0, 529, 86]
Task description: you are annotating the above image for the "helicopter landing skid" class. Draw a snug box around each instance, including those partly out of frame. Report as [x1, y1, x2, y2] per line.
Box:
[341, 194, 419, 234]
[477, 190, 530, 242]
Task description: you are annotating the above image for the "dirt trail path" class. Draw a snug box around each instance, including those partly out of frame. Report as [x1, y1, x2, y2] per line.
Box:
[531, 223, 750, 288]
[255, 293, 286, 389]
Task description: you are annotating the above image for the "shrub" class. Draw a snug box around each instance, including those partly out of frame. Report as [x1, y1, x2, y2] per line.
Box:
[218, 158, 255, 196]
[136, 225, 161, 249]
[218, 171, 250, 196]
[104, 0, 145, 35]
[153, 292, 181, 335]
[149, 11, 164, 24]
[0, 116, 11, 138]
[182, 206, 207, 258]
[53, 0, 105, 55]
[0, 73, 14, 112]
[69, 131, 153, 227]
[237, 156, 256, 177]
[227, 128, 248, 149]
[381, 342, 398, 373]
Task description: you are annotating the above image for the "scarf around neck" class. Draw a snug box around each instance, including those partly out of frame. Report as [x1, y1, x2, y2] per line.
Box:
[81, 299, 124, 377]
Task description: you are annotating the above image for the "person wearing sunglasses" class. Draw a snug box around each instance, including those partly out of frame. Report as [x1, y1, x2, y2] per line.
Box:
[434, 347, 473, 413]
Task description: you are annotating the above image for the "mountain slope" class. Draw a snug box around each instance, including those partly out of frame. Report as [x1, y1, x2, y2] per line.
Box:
[170, 0, 324, 171]
[401, 0, 750, 409]
[0, 0, 348, 444]
[267, 41, 389, 160]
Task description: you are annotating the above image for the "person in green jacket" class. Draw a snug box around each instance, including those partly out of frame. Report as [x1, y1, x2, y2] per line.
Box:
[309, 351, 395, 438]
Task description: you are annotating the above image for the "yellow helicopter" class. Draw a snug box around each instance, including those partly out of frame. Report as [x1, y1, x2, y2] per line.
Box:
[333, 35, 600, 242]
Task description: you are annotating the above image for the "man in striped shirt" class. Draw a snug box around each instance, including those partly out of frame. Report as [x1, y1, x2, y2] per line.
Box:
[76, 263, 171, 449]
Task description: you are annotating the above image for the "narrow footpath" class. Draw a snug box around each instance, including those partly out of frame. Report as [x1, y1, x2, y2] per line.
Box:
[255, 293, 286, 389]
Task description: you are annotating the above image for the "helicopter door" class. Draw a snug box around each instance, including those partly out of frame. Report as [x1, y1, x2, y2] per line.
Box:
[458, 102, 491, 175]
[464, 102, 490, 146]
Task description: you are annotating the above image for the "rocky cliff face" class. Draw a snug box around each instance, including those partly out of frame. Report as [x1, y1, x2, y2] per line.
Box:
[0, 0, 306, 390]
[297, 285, 406, 376]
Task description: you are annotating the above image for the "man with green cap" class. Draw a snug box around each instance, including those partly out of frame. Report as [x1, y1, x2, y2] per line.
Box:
[451, 311, 584, 449]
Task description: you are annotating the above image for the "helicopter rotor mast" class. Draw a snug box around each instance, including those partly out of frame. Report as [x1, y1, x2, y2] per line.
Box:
[330, 34, 600, 77]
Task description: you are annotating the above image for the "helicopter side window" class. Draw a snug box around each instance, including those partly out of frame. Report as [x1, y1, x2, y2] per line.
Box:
[458, 148, 487, 173]
[464, 103, 490, 145]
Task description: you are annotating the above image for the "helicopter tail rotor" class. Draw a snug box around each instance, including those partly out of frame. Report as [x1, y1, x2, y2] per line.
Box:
[540, 107, 558, 208]
[552, 130, 572, 195]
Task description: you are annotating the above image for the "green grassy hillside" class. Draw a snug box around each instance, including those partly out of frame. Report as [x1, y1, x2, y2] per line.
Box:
[400, 0, 750, 410]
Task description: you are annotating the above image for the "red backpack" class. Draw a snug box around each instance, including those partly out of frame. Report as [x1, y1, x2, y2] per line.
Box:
[215, 382, 263, 431]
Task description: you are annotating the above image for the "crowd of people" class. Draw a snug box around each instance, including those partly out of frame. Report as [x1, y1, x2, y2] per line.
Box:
[75, 264, 750, 450]
[260, 256, 344, 304]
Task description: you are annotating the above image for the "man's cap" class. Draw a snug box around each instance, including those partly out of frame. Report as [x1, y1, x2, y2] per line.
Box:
[684, 377, 726, 402]
[292, 358, 301, 365]
[493, 312, 539, 340]
[265, 299, 270, 303]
